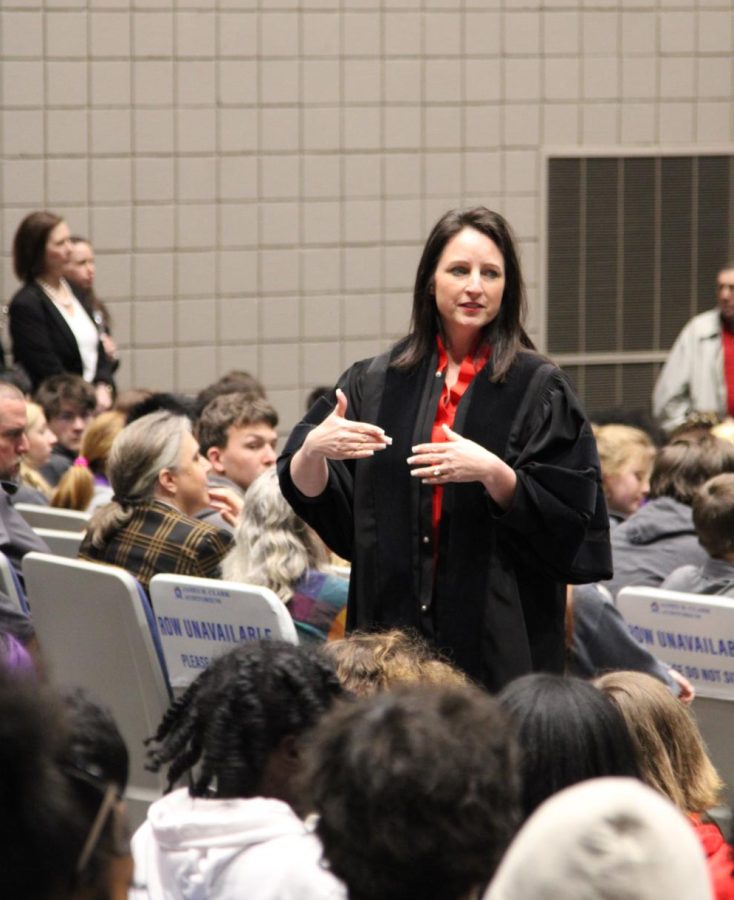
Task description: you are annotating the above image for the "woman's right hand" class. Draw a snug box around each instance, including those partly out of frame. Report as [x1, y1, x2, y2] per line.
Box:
[301, 389, 391, 461]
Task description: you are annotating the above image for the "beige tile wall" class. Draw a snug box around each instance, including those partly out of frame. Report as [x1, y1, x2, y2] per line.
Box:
[1, 0, 733, 432]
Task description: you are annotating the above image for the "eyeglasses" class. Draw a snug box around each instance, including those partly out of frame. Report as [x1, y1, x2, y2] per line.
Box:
[63, 763, 130, 876]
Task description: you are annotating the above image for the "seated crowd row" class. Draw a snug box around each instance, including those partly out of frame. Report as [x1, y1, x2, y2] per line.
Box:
[1, 634, 730, 899]
[3, 370, 734, 699]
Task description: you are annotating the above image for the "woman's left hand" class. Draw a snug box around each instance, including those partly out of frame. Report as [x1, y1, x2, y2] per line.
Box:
[407, 424, 517, 509]
[408, 424, 496, 484]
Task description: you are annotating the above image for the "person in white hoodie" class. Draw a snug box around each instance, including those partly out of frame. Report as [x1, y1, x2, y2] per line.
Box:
[130, 641, 347, 900]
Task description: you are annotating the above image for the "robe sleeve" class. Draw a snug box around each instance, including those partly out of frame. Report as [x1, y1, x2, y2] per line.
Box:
[491, 366, 613, 584]
[277, 360, 371, 561]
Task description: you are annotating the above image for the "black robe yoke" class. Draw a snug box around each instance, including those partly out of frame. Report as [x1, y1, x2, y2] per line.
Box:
[278, 346, 612, 691]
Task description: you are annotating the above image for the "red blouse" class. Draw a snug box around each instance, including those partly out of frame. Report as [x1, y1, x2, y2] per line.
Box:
[722, 320, 734, 417]
[431, 336, 491, 542]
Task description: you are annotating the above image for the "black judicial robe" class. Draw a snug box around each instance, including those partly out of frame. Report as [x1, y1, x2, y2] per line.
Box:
[278, 343, 612, 691]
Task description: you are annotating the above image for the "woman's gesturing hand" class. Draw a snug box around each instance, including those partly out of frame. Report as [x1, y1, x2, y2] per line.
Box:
[302, 389, 392, 461]
[407, 424, 517, 509]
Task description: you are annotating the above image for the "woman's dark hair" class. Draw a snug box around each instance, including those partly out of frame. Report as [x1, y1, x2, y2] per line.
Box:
[0, 673, 125, 900]
[498, 673, 640, 820]
[649, 436, 734, 505]
[61, 687, 129, 792]
[13, 210, 64, 283]
[145, 641, 344, 798]
[393, 207, 535, 381]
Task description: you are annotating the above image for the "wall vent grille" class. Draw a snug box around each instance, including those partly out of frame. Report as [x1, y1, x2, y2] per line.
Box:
[546, 153, 734, 419]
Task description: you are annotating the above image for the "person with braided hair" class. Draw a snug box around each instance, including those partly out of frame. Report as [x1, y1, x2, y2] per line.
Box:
[130, 641, 347, 900]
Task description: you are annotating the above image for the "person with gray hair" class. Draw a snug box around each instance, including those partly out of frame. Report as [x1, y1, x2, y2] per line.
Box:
[78, 411, 233, 594]
[222, 468, 347, 642]
[0, 382, 49, 570]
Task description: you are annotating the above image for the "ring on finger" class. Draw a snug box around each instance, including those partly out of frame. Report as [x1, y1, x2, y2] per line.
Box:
[433, 467, 441, 477]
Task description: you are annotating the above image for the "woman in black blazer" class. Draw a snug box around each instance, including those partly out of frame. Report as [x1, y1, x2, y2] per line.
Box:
[8, 211, 115, 406]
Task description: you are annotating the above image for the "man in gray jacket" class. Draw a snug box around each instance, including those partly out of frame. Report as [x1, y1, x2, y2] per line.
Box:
[653, 263, 734, 435]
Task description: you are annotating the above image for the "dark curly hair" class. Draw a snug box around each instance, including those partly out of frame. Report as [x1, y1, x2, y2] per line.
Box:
[303, 683, 520, 900]
[146, 641, 344, 798]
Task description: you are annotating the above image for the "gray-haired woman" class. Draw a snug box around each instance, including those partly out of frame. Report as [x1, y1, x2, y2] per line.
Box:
[78, 411, 233, 594]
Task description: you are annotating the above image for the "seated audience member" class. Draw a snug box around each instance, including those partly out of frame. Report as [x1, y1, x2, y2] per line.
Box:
[35, 374, 96, 487]
[568, 583, 694, 703]
[62, 686, 129, 796]
[0, 383, 50, 569]
[61, 685, 133, 900]
[324, 628, 467, 695]
[485, 778, 713, 900]
[78, 411, 233, 594]
[603, 437, 734, 597]
[125, 391, 197, 425]
[669, 411, 722, 442]
[662, 473, 734, 596]
[593, 424, 655, 525]
[0, 673, 132, 900]
[194, 369, 266, 417]
[498, 673, 640, 821]
[131, 641, 346, 900]
[597, 671, 731, 900]
[51, 410, 124, 512]
[197, 393, 279, 498]
[304, 683, 520, 900]
[18, 401, 56, 502]
[222, 468, 347, 642]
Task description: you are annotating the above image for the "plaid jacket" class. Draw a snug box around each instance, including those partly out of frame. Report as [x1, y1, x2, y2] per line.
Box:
[78, 499, 233, 595]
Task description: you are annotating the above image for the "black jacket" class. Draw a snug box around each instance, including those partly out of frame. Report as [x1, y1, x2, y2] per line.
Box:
[279, 344, 612, 691]
[8, 282, 115, 392]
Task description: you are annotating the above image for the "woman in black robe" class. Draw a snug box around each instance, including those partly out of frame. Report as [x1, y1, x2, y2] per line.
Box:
[278, 207, 611, 690]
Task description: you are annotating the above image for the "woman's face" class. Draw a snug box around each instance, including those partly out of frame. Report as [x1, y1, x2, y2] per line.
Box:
[604, 453, 652, 517]
[432, 227, 505, 346]
[42, 221, 72, 278]
[25, 409, 57, 468]
[167, 431, 211, 517]
[64, 241, 95, 291]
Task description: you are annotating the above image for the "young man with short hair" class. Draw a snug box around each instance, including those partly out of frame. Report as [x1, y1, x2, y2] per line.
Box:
[197, 393, 279, 497]
[35, 374, 96, 486]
